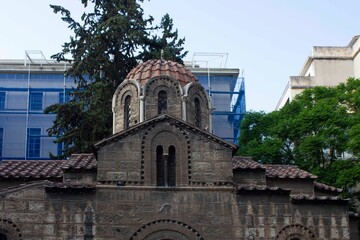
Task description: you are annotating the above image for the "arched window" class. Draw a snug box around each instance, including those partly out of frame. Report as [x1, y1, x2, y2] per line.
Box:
[158, 90, 167, 114]
[156, 145, 176, 187]
[0, 234, 7, 240]
[124, 95, 131, 129]
[156, 146, 165, 186]
[168, 146, 176, 186]
[194, 97, 201, 127]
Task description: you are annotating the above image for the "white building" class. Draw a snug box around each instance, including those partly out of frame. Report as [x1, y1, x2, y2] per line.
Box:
[277, 35, 360, 109]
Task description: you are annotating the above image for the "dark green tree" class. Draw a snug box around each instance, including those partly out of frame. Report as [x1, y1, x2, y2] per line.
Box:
[238, 84, 351, 170]
[140, 13, 188, 63]
[238, 78, 360, 209]
[45, 0, 187, 158]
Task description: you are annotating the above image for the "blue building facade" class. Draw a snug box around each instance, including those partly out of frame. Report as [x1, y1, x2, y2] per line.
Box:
[0, 60, 75, 160]
[189, 66, 245, 144]
[0, 59, 245, 160]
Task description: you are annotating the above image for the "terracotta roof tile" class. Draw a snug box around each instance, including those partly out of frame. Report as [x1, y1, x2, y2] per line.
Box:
[125, 59, 198, 86]
[237, 185, 287, 191]
[291, 195, 345, 201]
[232, 157, 317, 179]
[62, 153, 97, 170]
[232, 156, 264, 170]
[236, 185, 291, 195]
[314, 182, 342, 193]
[0, 153, 96, 179]
[264, 164, 317, 179]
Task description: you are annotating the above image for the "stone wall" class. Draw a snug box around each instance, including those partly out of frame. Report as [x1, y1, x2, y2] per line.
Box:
[0, 183, 352, 239]
[233, 169, 266, 187]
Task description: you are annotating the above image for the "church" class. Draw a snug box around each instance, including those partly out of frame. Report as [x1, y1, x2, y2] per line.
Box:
[0, 59, 358, 239]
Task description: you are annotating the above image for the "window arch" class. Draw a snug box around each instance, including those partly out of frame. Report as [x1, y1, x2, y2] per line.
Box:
[276, 224, 316, 240]
[158, 90, 167, 114]
[194, 97, 201, 127]
[124, 95, 131, 129]
[156, 145, 176, 187]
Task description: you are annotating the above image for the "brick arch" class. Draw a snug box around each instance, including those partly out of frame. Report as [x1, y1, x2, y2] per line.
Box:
[276, 224, 317, 240]
[130, 219, 204, 240]
[141, 122, 191, 186]
[112, 80, 141, 133]
[184, 82, 211, 131]
[143, 76, 183, 120]
[0, 219, 22, 240]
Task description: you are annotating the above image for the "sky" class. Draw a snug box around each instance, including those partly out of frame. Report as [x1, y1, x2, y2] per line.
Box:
[0, 0, 359, 112]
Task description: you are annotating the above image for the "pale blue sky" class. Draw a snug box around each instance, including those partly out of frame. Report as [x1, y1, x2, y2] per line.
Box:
[1, 1, 359, 112]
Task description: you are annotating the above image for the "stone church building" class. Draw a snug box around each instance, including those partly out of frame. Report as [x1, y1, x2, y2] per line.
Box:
[0, 59, 358, 239]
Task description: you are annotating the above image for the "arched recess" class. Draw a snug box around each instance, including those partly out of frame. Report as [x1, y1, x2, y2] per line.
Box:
[184, 82, 211, 131]
[275, 224, 317, 240]
[112, 80, 141, 133]
[143, 76, 183, 120]
[141, 122, 191, 186]
[130, 219, 204, 240]
[0, 219, 22, 240]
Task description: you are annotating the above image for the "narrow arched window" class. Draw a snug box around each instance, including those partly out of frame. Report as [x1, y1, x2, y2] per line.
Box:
[156, 145, 176, 187]
[0, 232, 8, 240]
[168, 146, 176, 186]
[158, 90, 167, 114]
[194, 97, 201, 127]
[156, 146, 165, 186]
[124, 95, 131, 129]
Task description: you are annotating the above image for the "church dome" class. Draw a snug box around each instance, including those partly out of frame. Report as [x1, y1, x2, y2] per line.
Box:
[125, 59, 198, 86]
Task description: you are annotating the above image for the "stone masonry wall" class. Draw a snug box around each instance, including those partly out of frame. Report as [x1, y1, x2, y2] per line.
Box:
[0, 184, 352, 240]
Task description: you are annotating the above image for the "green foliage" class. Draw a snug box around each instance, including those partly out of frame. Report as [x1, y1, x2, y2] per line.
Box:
[140, 13, 188, 63]
[239, 82, 354, 170]
[45, 0, 187, 158]
[238, 78, 360, 207]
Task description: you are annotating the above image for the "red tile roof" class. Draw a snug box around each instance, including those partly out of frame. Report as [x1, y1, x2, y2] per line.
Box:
[0, 154, 317, 180]
[0, 154, 96, 179]
[232, 156, 264, 170]
[125, 59, 198, 86]
[237, 185, 288, 192]
[291, 195, 346, 202]
[264, 164, 317, 179]
[314, 181, 342, 193]
[232, 157, 317, 179]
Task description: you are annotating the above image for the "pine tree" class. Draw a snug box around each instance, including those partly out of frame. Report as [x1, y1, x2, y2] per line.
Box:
[45, 0, 187, 158]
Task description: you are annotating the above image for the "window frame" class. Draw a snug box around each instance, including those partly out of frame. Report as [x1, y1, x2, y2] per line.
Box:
[29, 92, 43, 111]
[27, 128, 41, 158]
[0, 92, 5, 110]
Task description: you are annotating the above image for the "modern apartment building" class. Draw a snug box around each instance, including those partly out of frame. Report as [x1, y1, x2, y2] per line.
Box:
[277, 35, 360, 109]
[0, 53, 75, 160]
[187, 65, 245, 144]
[0, 53, 245, 160]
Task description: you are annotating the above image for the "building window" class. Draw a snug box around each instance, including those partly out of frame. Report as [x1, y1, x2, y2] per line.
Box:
[0, 128, 3, 158]
[124, 95, 131, 129]
[27, 128, 41, 158]
[194, 97, 201, 127]
[0, 92, 5, 110]
[156, 145, 176, 187]
[29, 92, 43, 110]
[158, 90, 167, 114]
